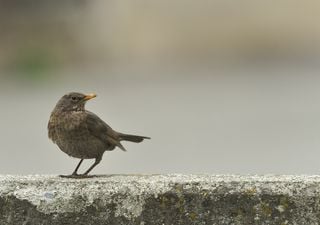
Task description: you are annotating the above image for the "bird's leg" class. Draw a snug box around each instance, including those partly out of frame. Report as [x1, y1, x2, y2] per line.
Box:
[59, 159, 84, 178]
[72, 159, 84, 175]
[82, 156, 102, 176]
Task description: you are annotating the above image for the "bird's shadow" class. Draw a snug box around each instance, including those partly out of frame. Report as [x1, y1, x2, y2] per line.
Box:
[58, 174, 148, 179]
[58, 174, 109, 179]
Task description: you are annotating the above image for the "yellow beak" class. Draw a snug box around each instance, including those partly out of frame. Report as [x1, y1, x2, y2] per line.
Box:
[83, 93, 97, 101]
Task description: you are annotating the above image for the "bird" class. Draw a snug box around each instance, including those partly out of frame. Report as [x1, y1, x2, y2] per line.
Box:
[48, 92, 150, 178]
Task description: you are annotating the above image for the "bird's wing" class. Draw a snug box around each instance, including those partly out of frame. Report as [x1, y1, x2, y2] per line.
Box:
[85, 111, 126, 151]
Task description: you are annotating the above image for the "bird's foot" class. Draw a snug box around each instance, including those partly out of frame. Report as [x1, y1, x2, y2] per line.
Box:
[59, 174, 94, 179]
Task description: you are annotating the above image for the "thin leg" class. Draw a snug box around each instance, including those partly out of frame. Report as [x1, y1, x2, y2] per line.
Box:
[59, 159, 84, 178]
[82, 157, 102, 175]
[72, 159, 84, 175]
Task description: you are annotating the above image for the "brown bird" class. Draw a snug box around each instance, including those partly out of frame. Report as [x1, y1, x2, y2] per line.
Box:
[48, 92, 150, 178]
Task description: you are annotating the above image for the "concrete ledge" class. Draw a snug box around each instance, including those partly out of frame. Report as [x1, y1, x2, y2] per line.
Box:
[0, 174, 320, 225]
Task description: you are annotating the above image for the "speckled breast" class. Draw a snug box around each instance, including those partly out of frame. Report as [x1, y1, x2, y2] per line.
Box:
[55, 133, 106, 159]
[49, 112, 106, 159]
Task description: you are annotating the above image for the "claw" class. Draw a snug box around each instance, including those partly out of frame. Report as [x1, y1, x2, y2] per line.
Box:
[59, 174, 96, 179]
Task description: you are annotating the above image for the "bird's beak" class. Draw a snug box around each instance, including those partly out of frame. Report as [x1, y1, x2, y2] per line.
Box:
[83, 93, 97, 101]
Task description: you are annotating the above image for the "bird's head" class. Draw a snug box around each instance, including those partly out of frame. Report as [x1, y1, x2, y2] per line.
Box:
[54, 92, 97, 112]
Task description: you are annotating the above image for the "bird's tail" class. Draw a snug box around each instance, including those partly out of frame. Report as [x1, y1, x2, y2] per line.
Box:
[119, 133, 151, 143]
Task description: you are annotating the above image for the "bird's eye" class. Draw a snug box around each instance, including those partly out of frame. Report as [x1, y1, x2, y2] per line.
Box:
[71, 96, 77, 101]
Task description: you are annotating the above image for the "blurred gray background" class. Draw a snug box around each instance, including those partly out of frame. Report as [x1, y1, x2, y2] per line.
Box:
[1, 0, 320, 175]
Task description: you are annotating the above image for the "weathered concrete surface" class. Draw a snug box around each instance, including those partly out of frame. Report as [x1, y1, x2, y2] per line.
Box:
[1, 175, 320, 225]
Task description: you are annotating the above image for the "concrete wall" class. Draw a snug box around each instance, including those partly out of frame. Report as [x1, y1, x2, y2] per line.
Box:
[0, 174, 320, 224]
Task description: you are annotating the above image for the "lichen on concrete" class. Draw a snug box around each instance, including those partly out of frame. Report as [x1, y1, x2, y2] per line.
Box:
[1, 174, 320, 224]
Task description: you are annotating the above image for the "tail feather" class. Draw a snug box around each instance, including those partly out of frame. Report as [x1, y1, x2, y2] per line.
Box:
[107, 136, 127, 151]
[119, 133, 151, 143]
